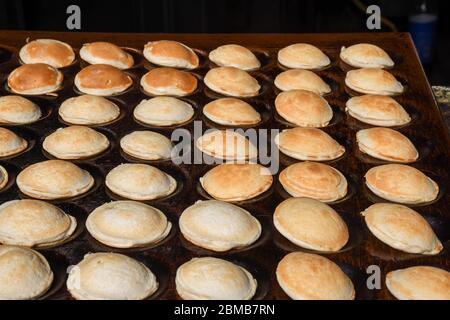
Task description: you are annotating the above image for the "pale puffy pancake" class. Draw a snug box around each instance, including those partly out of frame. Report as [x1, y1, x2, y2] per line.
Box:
[19, 39, 75, 68]
[345, 95, 411, 126]
[356, 127, 418, 163]
[105, 163, 177, 200]
[120, 131, 173, 160]
[204, 67, 260, 97]
[362, 203, 442, 255]
[179, 200, 261, 251]
[86, 201, 172, 248]
[386, 266, 450, 300]
[345, 68, 403, 95]
[275, 127, 345, 161]
[67, 252, 158, 300]
[0, 127, 28, 157]
[0, 165, 8, 190]
[278, 43, 330, 69]
[340, 43, 394, 68]
[17, 160, 94, 200]
[175, 257, 257, 300]
[0, 95, 42, 124]
[0, 199, 76, 247]
[203, 98, 261, 126]
[143, 40, 199, 69]
[43, 126, 110, 160]
[74, 64, 132, 96]
[80, 42, 134, 69]
[274, 198, 349, 251]
[279, 162, 348, 202]
[365, 164, 438, 204]
[0, 245, 53, 300]
[275, 90, 333, 127]
[276, 252, 355, 300]
[200, 163, 273, 202]
[140, 67, 197, 96]
[209, 44, 260, 71]
[196, 130, 258, 161]
[133, 97, 194, 126]
[274, 69, 331, 95]
[59, 95, 120, 125]
[7, 63, 63, 95]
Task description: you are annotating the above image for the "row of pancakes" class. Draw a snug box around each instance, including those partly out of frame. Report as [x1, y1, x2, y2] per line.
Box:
[7, 56, 401, 97]
[0, 155, 439, 203]
[0, 120, 418, 163]
[17, 38, 395, 70]
[0, 192, 442, 253]
[0, 91, 413, 129]
[2, 247, 449, 301]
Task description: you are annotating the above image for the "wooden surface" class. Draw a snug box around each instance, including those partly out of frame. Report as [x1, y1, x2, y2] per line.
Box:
[0, 31, 448, 300]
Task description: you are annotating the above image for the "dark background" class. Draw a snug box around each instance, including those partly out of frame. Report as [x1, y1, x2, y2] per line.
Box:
[0, 0, 449, 85]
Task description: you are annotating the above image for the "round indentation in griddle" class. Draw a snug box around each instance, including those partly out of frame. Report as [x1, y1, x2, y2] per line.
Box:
[17, 162, 104, 204]
[179, 214, 271, 255]
[273, 208, 366, 255]
[0, 126, 38, 160]
[105, 162, 188, 205]
[41, 127, 116, 163]
[86, 216, 178, 253]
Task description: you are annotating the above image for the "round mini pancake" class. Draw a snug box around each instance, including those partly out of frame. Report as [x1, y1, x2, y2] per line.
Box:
[67, 252, 158, 300]
[200, 163, 273, 202]
[276, 252, 355, 300]
[278, 43, 330, 69]
[0, 95, 42, 124]
[0, 165, 8, 191]
[59, 95, 120, 125]
[17, 160, 94, 200]
[120, 131, 173, 160]
[209, 44, 260, 71]
[175, 257, 257, 300]
[204, 67, 260, 97]
[275, 127, 345, 161]
[143, 40, 199, 69]
[80, 42, 134, 69]
[7, 63, 63, 95]
[179, 200, 261, 252]
[105, 163, 177, 201]
[345, 95, 411, 127]
[203, 98, 261, 126]
[140, 67, 197, 97]
[340, 43, 394, 69]
[0, 245, 53, 300]
[345, 68, 403, 95]
[196, 130, 258, 161]
[386, 266, 450, 300]
[279, 162, 348, 202]
[356, 127, 418, 163]
[365, 164, 438, 204]
[274, 69, 331, 95]
[275, 90, 333, 127]
[86, 201, 172, 248]
[274, 197, 349, 252]
[74, 64, 132, 96]
[19, 39, 75, 68]
[0, 199, 76, 247]
[133, 97, 194, 126]
[361, 203, 442, 255]
[0, 127, 28, 157]
[43, 126, 110, 160]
